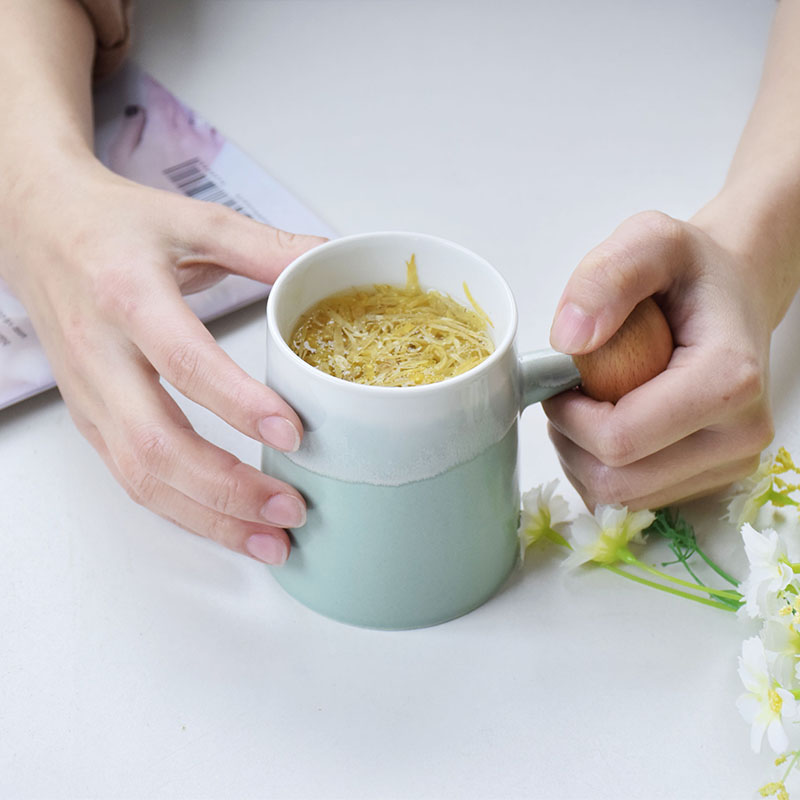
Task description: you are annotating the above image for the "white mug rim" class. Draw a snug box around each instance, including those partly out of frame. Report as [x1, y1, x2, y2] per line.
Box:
[266, 231, 519, 396]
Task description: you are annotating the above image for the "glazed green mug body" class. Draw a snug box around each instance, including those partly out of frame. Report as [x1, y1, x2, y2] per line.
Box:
[263, 232, 579, 629]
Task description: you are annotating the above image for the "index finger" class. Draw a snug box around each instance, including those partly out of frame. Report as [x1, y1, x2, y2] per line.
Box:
[175, 200, 328, 285]
[542, 344, 766, 467]
[122, 278, 302, 452]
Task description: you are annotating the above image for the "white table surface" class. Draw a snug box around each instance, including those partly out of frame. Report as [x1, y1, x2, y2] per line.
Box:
[3, 1, 798, 798]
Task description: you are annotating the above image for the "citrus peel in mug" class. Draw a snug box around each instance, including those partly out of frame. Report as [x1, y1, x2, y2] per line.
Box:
[288, 255, 493, 387]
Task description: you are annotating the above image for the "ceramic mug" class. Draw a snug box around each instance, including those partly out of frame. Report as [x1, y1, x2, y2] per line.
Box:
[263, 232, 669, 629]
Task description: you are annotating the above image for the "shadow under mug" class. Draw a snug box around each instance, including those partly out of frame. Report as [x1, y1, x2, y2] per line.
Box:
[263, 232, 581, 629]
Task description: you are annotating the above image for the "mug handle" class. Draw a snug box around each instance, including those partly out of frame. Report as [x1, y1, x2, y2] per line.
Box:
[518, 298, 674, 410]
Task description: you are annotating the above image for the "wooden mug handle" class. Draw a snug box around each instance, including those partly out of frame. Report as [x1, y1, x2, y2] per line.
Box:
[572, 297, 673, 403]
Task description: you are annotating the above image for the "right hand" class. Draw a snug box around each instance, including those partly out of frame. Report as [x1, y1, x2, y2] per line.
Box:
[542, 210, 777, 512]
[2, 159, 326, 564]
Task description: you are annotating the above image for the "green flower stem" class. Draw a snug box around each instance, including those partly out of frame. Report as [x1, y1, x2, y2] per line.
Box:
[671, 556, 704, 588]
[781, 749, 800, 783]
[691, 548, 740, 588]
[765, 488, 800, 508]
[646, 509, 740, 587]
[602, 564, 737, 612]
[544, 529, 571, 549]
[619, 550, 743, 605]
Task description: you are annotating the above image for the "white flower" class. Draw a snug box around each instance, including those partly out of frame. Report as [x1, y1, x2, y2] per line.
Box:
[725, 453, 774, 527]
[736, 636, 797, 754]
[739, 524, 795, 619]
[763, 612, 800, 687]
[756, 504, 800, 562]
[518, 480, 571, 562]
[563, 504, 655, 569]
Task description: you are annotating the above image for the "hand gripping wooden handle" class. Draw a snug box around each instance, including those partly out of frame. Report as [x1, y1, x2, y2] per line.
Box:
[572, 297, 673, 403]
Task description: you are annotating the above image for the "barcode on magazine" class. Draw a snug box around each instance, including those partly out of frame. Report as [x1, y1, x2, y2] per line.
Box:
[164, 158, 254, 217]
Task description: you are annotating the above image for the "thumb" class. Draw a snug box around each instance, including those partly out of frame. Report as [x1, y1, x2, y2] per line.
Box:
[550, 211, 684, 355]
[179, 199, 328, 284]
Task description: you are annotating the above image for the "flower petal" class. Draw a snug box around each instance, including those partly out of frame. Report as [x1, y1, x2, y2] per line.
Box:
[624, 509, 656, 544]
[738, 636, 769, 692]
[568, 515, 602, 548]
[598, 504, 628, 532]
[776, 688, 798, 720]
[736, 693, 760, 723]
[766, 717, 790, 755]
[562, 547, 593, 570]
[750, 717, 768, 754]
[742, 524, 779, 566]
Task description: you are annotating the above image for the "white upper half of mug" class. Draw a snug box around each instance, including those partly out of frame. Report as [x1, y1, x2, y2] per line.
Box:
[265, 232, 521, 486]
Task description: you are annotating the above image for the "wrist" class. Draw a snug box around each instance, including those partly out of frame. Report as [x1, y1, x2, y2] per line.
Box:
[0, 145, 108, 288]
[691, 177, 800, 330]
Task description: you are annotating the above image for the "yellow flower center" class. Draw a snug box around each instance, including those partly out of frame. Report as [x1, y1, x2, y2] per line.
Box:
[769, 688, 783, 714]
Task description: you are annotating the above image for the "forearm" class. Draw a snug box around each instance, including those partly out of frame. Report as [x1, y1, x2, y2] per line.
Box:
[693, 0, 800, 328]
[1, 0, 95, 148]
[0, 0, 100, 283]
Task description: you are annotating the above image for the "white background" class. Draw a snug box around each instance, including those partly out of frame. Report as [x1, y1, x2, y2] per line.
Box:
[3, 1, 799, 798]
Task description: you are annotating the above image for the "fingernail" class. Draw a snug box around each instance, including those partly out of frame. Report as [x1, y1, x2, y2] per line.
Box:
[258, 415, 300, 452]
[550, 302, 595, 353]
[245, 533, 288, 565]
[260, 493, 306, 528]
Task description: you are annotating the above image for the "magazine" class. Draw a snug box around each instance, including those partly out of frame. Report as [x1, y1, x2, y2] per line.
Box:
[0, 64, 335, 410]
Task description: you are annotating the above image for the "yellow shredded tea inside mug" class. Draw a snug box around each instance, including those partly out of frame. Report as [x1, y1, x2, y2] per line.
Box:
[289, 255, 494, 386]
